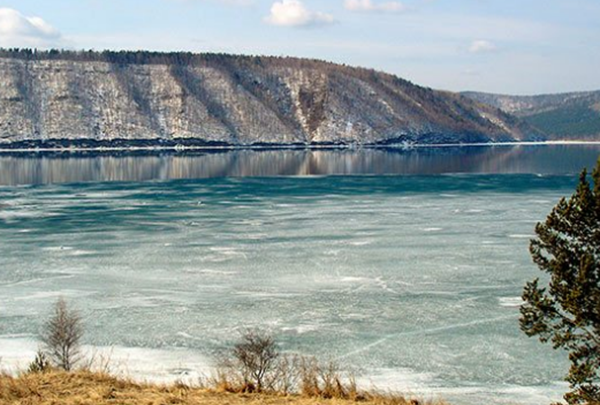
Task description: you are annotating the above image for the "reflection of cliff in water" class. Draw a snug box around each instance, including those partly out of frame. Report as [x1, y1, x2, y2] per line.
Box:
[0, 145, 598, 186]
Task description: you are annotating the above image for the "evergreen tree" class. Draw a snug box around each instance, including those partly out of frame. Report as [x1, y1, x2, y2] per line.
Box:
[521, 159, 600, 404]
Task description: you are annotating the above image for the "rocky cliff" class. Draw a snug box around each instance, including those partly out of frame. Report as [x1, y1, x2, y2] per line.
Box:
[0, 50, 541, 147]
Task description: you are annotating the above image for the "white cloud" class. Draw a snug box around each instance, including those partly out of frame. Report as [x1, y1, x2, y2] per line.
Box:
[0, 8, 64, 48]
[264, 0, 334, 27]
[468, 39, 497, 53]
[344, 0, 406, 13]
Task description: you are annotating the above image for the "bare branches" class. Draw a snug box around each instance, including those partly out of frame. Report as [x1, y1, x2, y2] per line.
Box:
[225, 329, 279, 392]
[40, 298, 84, 371]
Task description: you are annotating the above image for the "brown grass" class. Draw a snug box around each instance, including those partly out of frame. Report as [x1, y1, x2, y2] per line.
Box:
[0, 370, 444, 405]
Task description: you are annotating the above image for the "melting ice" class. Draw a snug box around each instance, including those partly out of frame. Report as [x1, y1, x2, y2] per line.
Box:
[0, 174, 579, 404]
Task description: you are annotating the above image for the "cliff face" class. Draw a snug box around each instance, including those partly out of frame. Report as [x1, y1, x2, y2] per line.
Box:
[0, 53, 541, 146]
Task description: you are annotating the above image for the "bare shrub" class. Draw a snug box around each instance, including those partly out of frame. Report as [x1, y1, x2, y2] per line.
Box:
[209, 367, 238, 393]
[212, 330, 414, 402]
[81, 347, 115, 375]
[231, 329, 279, 392]
[41, 297, 84, 371]
[298, 355, 320, 397]
[271, 353, 302, 395]
[318, 360, 346, 398]
[294, 355, 363, 400]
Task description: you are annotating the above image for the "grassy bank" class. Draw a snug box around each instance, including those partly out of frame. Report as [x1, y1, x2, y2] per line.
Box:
[0, 370, 438, 405]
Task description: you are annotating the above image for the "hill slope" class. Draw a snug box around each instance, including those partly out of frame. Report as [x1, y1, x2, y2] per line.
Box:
[462, 90, 600, 140]
[0, 370, 428, 405]
[0, 50, 540, 148]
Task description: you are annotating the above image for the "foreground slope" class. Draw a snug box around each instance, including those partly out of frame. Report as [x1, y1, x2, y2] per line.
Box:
[0, 50, 539, 147]
[0, 370, 428, 405]
[463, 90, 600, 140]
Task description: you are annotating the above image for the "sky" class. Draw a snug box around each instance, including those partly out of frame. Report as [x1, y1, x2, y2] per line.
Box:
[0, 0, 598, 95]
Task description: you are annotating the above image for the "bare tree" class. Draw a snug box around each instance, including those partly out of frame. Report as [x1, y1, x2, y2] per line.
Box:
[232, 329, 279, 392]
[41, 297, 84, 371]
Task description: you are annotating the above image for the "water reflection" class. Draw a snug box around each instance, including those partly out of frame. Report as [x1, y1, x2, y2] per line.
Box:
[0, 145, 599, 186]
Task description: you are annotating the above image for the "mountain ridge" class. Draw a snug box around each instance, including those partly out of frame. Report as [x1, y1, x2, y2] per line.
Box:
[0, 49, 541, 147]
[462, 90, 600, 140]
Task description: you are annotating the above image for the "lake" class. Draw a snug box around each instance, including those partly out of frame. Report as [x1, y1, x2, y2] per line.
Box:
[1, 144, 599, 405]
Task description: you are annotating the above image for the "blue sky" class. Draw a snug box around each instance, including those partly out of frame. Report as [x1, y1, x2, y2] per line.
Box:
[0, 0, 598, 95]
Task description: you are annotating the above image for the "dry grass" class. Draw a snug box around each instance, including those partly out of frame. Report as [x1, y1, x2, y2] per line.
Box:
[0, 370, 444, 405]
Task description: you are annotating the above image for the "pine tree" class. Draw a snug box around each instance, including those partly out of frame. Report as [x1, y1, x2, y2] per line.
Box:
[520, 159, 600, 404]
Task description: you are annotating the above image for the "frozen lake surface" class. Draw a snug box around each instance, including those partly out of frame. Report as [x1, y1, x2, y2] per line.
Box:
[1, 145, 599, 405]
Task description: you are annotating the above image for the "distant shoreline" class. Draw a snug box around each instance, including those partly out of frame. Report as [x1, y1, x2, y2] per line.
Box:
[1, 140, 599, 154]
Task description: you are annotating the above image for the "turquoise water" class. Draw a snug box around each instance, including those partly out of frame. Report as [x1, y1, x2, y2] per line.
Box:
[1, 146, 598, 404]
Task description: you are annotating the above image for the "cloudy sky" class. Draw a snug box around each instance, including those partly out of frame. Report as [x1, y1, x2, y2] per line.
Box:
[0, 0, 598, 95]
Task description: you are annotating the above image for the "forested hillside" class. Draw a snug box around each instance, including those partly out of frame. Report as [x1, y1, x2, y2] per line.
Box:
[0, 49, 541, 148]
[463, 90, 600, 140]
